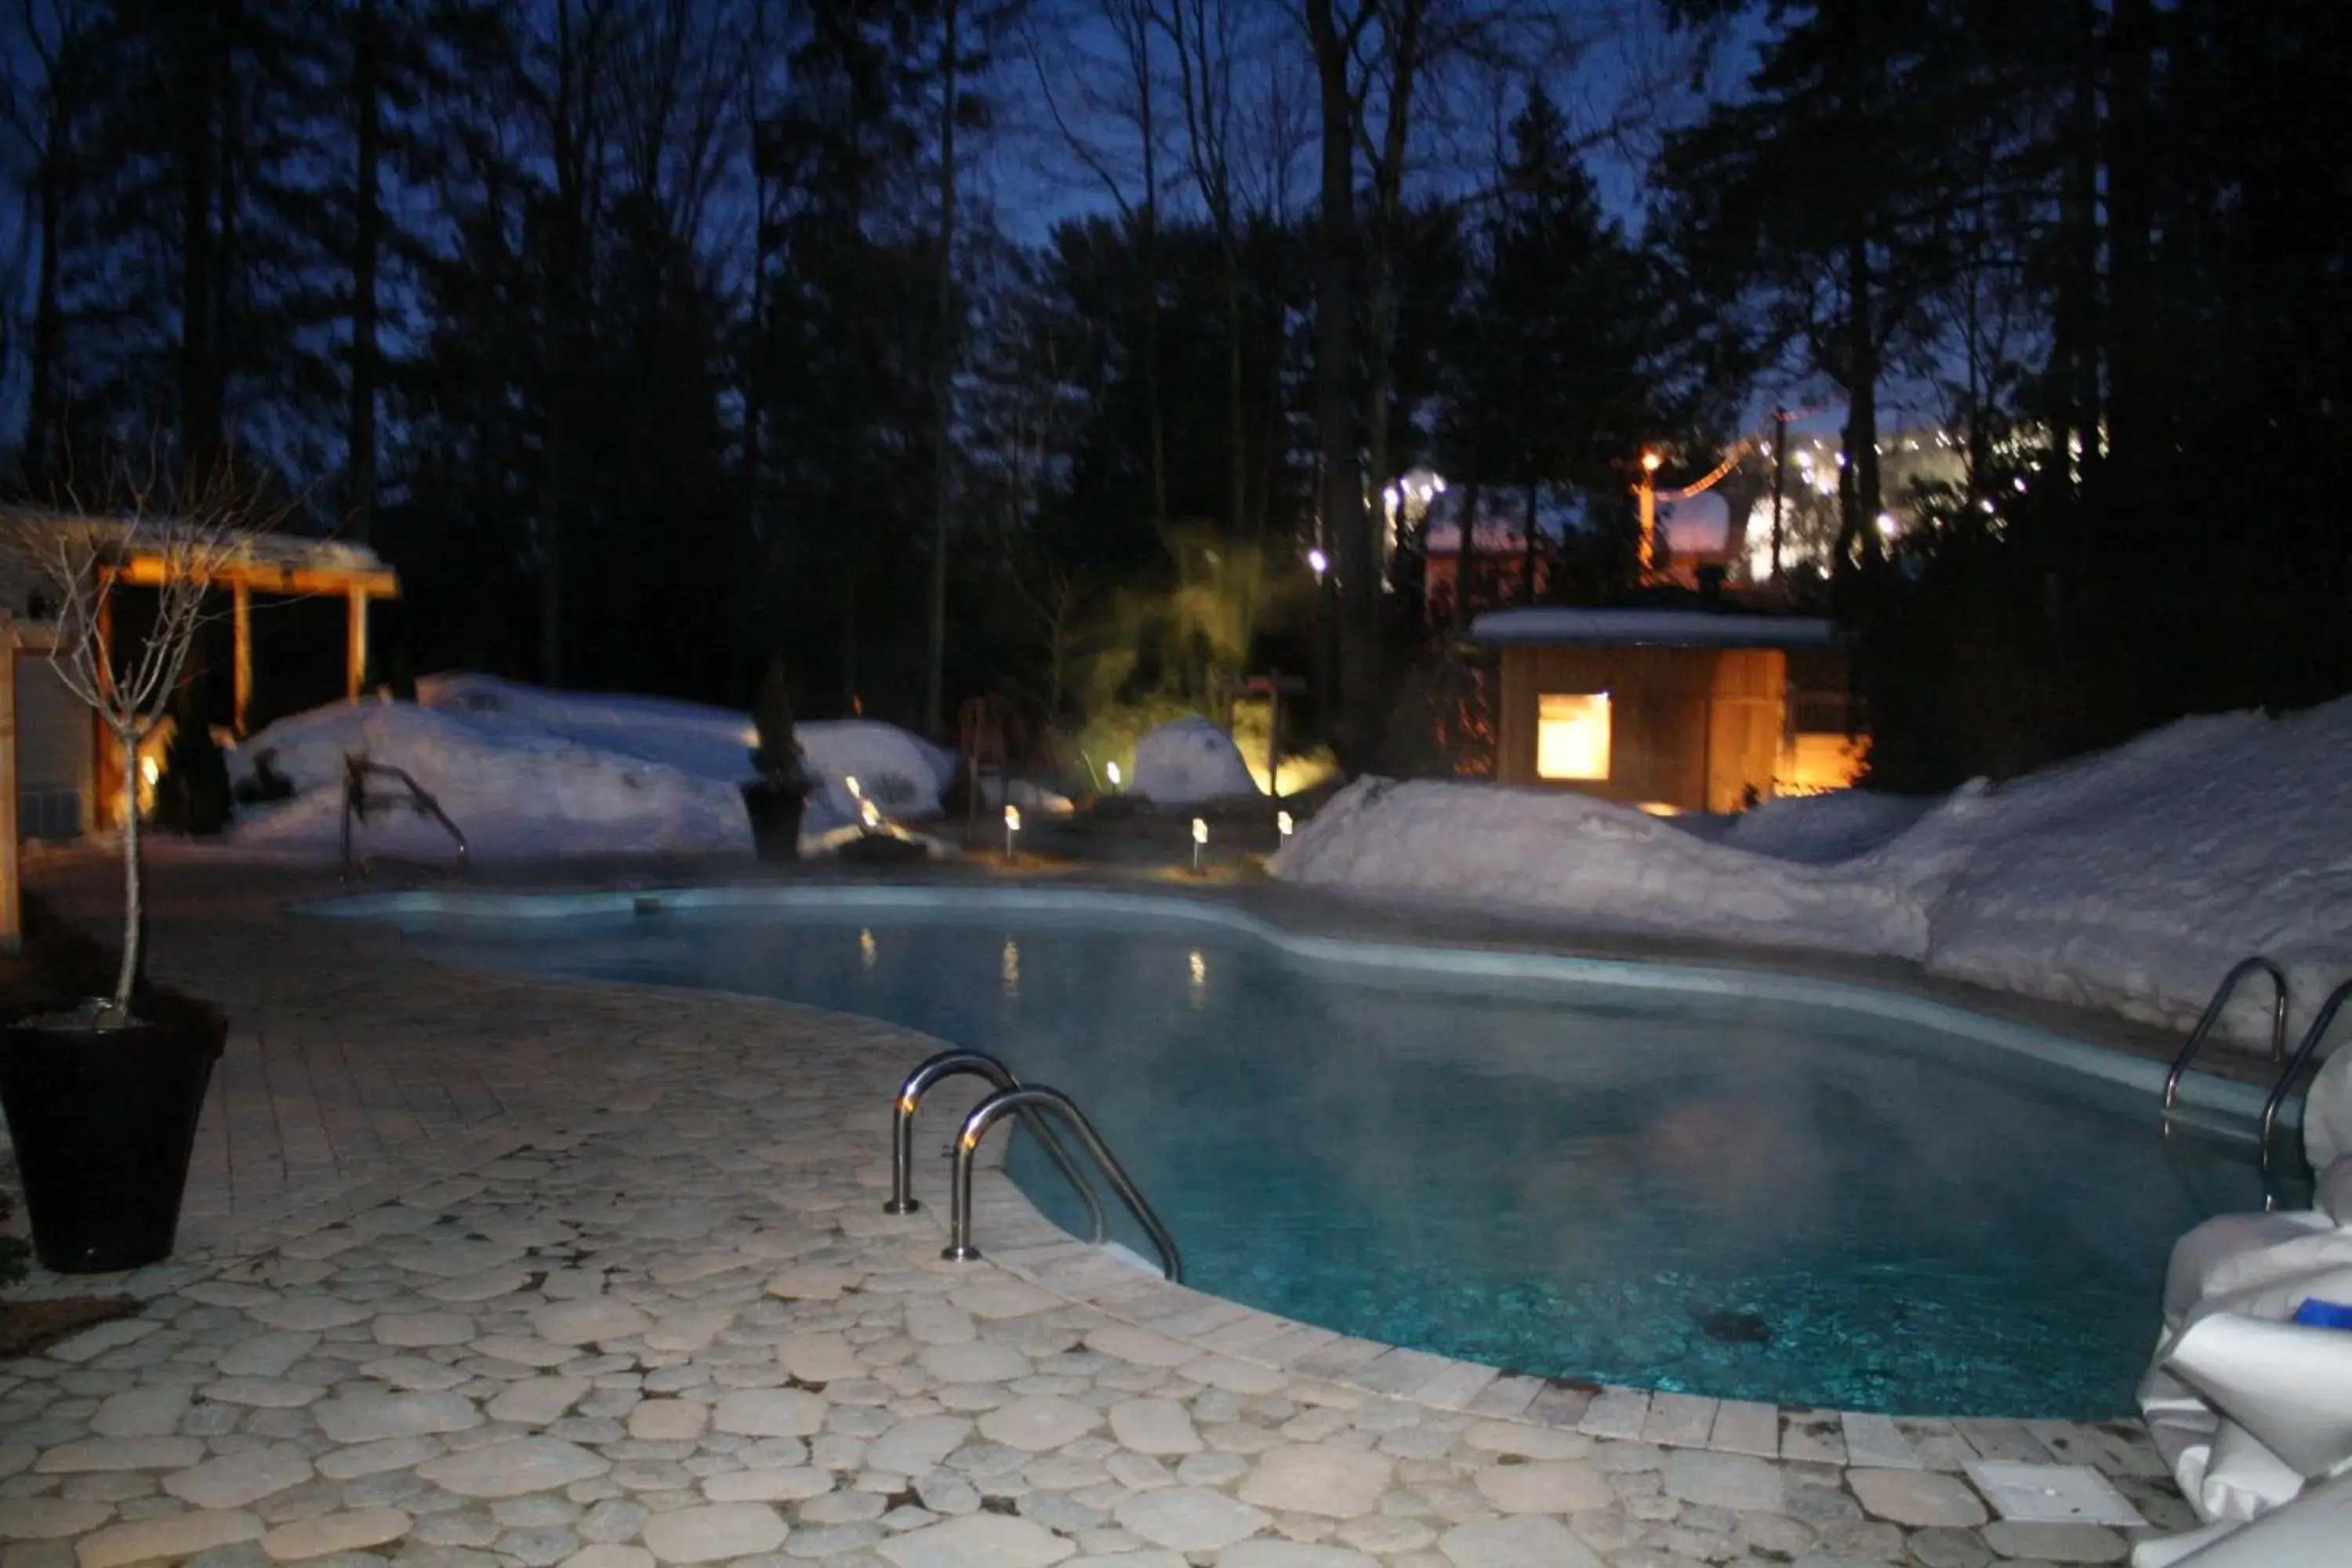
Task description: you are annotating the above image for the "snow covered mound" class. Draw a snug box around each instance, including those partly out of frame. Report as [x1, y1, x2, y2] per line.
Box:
[792, 719, 959, 837]
[227, 699, 750, 860]
[1131, 717, 1261, 806]
[1272, 695, 2352, 1051]
[1272, 778, 1929, 956]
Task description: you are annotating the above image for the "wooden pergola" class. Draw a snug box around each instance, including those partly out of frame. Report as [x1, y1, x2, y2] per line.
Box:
[0, 518, 401, 949]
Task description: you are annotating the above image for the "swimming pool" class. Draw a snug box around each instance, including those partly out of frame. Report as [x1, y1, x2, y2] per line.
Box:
[328, 886, 2285, 1418]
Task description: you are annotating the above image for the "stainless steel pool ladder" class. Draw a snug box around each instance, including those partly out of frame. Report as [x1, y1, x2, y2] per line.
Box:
[2254, 976, 2352, 1178]
[2162, 956, 2289, 1116]
[885, 1049, 1183, 1283]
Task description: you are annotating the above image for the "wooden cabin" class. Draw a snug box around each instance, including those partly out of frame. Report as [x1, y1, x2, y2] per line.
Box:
[1472, 607, 1864, 814]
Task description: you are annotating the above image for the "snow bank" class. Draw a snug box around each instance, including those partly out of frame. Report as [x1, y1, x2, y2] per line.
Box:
[227, 699, 750, 860]
[1273, 695, 2352, 1051]
[223, 675, 960, 860]
[1131, 717, 1261, 806]
[1272, 778, 1928, 956]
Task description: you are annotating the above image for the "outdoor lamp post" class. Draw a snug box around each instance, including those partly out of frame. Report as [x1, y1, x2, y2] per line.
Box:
[1277, 810, 1294, 845]
[1004, 803, 1020, 861]
[1105, 760, 1122, 791]
[1191, 816, 1208, 873]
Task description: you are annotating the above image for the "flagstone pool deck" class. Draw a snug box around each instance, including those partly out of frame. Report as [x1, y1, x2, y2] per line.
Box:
[1, 856, 2202, 1568]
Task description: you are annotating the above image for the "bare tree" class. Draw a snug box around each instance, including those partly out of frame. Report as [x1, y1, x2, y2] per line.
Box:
[5, 449, 288, 1015]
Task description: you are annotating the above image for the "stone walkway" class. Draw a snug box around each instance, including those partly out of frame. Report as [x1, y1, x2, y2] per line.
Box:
[0, 864, 2199, 1568]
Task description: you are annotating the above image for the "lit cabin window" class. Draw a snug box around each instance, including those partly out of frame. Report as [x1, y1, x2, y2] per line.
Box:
[1536, 693, 1611, 780]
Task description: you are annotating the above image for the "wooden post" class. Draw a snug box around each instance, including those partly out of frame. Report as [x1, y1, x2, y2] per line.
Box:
[1, 637, 20, 954]
[346, 587, 368, 701]
[233, 581, 252, 735]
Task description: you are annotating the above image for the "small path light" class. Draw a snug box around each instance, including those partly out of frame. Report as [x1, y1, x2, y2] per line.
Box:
[1192, 815, 1208, 873]
[1277, 809, 1294, 844]
[1004, 802, 1021, 861]
[859, 797, 882, 830]
[1105, 760, 1122, 790]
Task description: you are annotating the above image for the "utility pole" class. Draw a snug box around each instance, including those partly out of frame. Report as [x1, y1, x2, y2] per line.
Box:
[1771, 406, 1788, 584]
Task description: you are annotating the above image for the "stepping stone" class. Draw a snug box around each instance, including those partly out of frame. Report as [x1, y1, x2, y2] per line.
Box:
[1461, 1420, 1588, 1460]
[90, 1388, 191, 1439]
[260, 1505, 412, 1561]
[165, 1445, 317, 1509]
[475, 1335, 576, 1368]
[1112, 1486, 1271, 1552]
[531, 1298, 654, 1346]
[418, 1437, 611, 1499]
[1239, 1445, 1393, 1517]
[976, 1396, 1101, 1453]
[316, 1436, 445, 1481]
[0, 1497, 112, 1539]
[316, 1391, 483, 1443]
[1109, 1399, 1201, 1456]
[389, 1240, 525, 1278]
[640, 1503, 786, 1564]
[1663, 1449, 1784, 1512]
[866, 1417, 974, 1477]
[879, 1513, 1075, 1568]
[1980, 1520, 2129, 1563]
[564, 1548, 654, 1568]
[775, 1332, 864, 1384]
[217, 1331, 319, 1378]
[487, 1376, 592, 1426]
[643, 1310, 731, 1353]
[360, 1355, 473, 1392]
[628, 1400, 710, 1442]
[1221, 1544, 1377, 1568]
[905, 1300, 976, 1345]
[1439, 1515, 1602, 1568]
[1472, 1460, 1612, 1515]
[919, 1341, 1031, 1385]
[247, 1297, 370, 1331]
[200, 1377, 325, 1409]
[34, 1437, 205, 1473]
[46, 1319, 160, 1363]
[764, 1265, 860, 1301]
[946, 1281, 1060, 1319]
[1083, 1324, 1195, 1367]
[700, 1468, 833, 1504]
[1850, 1467, 1990, 1527]
[712, 1388, 827, 1438]
[76, 1508, 263, 1568]
[373, 1312, 477, 1348]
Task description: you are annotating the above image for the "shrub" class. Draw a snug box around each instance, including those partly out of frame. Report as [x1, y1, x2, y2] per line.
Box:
[749, 658, 811, 797]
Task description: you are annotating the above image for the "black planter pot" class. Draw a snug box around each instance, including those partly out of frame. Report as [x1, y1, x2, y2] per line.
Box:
[0, 996, 227, 1274]
[741, 781, 809, 861]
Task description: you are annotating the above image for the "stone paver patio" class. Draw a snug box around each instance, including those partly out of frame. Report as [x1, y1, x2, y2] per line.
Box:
[0, 861, 2200, 1568]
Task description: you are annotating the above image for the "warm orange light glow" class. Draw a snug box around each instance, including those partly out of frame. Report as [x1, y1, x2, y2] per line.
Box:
[1640, 450, 1663, 474]
[1537, 693, 1612, 780]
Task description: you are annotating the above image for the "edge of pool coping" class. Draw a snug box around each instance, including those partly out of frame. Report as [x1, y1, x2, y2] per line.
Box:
[296, 878, 2274, 1121]
[278, 881, 2185, 1472]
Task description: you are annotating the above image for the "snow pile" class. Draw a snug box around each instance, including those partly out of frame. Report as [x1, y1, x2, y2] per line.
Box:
[224, 674, 960, 860]
[1131, 717, 1262, 806]
[1274, 779, 1929, 956]
[417, 673, 956, 837]
[226, 699, 750, 860]
[1273, 696, 2352, 1047]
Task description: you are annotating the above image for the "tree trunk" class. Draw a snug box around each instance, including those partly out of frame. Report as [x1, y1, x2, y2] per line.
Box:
[924, 0, 960, 740]
[1453, 478, 1482, 638]
[348, 0, 382, 543]
[1305, 2, 1377, 768]
[1521, 480, 1538, 606]
[1838, 234, 1882, 575]
[2105, 0, 2153, 492]
[114, 728, 143, 1012]
[28, 149, 64, 492]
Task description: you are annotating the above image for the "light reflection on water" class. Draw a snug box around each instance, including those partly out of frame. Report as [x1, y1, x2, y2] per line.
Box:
[397, 906, 2277, 1417]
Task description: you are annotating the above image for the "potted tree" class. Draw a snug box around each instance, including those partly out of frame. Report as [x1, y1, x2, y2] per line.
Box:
[742, 658, 815, 860]
[0, 459, 266, 1272]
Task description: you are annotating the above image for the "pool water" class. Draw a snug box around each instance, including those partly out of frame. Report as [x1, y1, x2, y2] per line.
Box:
[390, 898, 2278, 1417]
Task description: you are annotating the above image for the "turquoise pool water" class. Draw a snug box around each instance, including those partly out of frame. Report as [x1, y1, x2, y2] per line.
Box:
[358, 891, 2281, 1417]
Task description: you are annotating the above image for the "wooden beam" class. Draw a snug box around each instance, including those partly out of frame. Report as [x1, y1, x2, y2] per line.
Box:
[1, 641, 20, 954]
[346, 587, 368, 701]
[233, 582, 252, 737]
[111, 556, 401, 600]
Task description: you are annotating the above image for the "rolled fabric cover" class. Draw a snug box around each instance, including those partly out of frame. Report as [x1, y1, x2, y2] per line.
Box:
[2159, 1210, 2351, 1329]
[2132, 1465, 2352, 1566]
[2307, 1050, 2352, 1174]
[2161, 1312, 2352, 1479]
[2319, 1156, 2352, 1226]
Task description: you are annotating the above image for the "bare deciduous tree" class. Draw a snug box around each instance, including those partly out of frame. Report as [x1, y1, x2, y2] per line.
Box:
[5, 449, 289, 1015]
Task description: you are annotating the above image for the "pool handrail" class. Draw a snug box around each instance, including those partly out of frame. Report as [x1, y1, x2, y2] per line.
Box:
[2164, 956, 2290, 1111]
[944, 1083, 1183, 1283]
[885, 1049, 1107, 1244]
[2258, 975, 2352, 1174]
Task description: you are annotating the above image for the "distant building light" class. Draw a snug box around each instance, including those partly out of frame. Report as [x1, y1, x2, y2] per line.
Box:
[1536, 692, 1611, 781]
